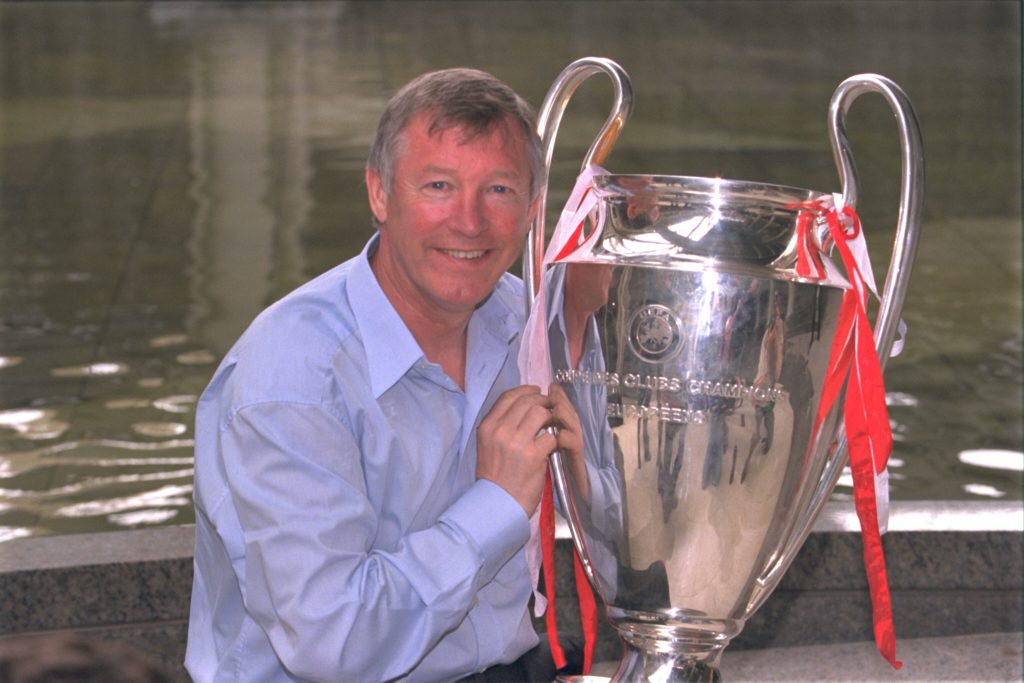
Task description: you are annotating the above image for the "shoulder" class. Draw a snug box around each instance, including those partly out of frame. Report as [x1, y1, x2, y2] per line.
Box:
[218, 261, 364, 405]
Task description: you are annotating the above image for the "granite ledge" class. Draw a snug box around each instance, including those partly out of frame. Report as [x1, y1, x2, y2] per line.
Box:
[1, 500, 1021, 657]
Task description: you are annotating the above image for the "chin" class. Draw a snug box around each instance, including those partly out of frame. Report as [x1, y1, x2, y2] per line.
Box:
[437, 284, 496, 311]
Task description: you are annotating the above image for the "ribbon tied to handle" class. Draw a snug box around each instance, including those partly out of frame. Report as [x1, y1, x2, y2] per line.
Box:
[797, 195, 904, 670]
[518, 165, 607, 674]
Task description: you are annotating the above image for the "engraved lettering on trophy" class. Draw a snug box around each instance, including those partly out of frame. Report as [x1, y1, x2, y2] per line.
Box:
[556, 366, 786, 404]
[554, 368, 621, 388]
[618, 373, 683, 393]
[606, 401, 706, 425]
[628, 304, 684, 363]
[686, 378, 786, 403]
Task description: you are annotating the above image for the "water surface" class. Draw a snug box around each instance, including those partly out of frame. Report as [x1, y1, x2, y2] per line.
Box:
[1, 1, 1020, 540]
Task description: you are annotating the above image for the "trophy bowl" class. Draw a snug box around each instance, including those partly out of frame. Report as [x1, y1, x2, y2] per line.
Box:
[527, 59, 923, 682]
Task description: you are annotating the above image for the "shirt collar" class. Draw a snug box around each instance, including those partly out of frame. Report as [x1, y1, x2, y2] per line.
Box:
[471, 277, 522, 349]
[347, 235, 425, 398]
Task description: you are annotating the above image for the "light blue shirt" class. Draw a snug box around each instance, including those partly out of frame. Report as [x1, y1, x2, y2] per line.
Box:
[186, 236, 537, 682]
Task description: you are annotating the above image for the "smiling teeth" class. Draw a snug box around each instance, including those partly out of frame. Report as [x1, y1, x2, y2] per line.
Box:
[444, 250, 486, 259]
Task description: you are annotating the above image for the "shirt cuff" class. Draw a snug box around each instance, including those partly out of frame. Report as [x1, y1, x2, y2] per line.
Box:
[442, 479, 530, 578]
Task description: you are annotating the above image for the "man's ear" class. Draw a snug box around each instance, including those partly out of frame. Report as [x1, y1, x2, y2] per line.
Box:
[366, 168, 388, 225]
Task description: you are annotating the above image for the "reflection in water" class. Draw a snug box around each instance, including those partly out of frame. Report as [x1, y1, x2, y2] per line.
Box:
[110, 508, 180, 527]
[963, 484, 1008, 499]
[0, 437, 195, 538]
[835, 448, 1023, 501]
[1, 468, 193, 500]
[176, 350, 217, 365]
[959, 449, 1024, 473]
[885, 391, 919, 407]
[0, 3, 328, 539]
[0, 1, 1020, 540]
[0, 409, 71, 441]
[50, 362, 129, 378]
[131, 422, 188, 437]
[150, 333, 190, 348]
[184, 9, 276, 356]
[152, 394, 198, 414]
[54, 483, 194, 518]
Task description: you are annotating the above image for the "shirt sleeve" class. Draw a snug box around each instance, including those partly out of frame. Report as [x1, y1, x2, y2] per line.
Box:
[217, 400, 530, 682]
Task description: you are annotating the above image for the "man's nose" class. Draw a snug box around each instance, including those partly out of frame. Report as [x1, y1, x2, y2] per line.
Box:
[451, 190, 487, 235]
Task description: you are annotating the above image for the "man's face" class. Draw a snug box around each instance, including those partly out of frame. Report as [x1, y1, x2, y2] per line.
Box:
[366, 115, 538, 323]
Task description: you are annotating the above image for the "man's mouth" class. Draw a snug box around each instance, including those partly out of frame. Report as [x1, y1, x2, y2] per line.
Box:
[441, 249, 487, 260]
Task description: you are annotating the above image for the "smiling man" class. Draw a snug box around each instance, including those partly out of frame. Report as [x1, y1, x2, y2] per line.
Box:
[185, 69, 585, 682]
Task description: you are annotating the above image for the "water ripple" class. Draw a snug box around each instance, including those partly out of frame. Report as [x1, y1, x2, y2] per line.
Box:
[152, 394, 198, 414]
[0, 438, 195, 477]
[0, 408, 71, 440]
[50, 362, 129, 377]
[55, 483, 194, 518]
[0, 468, 194, 499]
[131, 421, 189, 437]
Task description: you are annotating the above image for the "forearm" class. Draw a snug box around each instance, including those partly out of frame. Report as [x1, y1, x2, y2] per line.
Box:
[220, 405, 530, 681]
[242, 482, 528, 680]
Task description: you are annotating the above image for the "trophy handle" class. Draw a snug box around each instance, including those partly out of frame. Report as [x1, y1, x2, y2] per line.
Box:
[827, 73, 925, 363]
[548, 450, 598, 585]
[523, 57, 634, 311]
[525, 59, 632, 589]
[756, 75, 924, 600]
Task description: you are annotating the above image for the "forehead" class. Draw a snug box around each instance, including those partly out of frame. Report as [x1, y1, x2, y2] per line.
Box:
[399, 114, 528, 162]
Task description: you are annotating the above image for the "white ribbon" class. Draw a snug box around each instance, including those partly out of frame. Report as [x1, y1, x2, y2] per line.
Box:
[830, 193, 907, 358]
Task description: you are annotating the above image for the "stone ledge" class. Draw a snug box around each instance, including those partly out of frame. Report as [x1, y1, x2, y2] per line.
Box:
[1, 501, 1020, 680]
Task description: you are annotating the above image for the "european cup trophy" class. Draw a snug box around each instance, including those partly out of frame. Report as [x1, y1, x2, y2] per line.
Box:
[521, 58, 923, 682]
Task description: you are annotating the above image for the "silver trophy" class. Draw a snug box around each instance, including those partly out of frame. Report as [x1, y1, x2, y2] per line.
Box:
[526, 58, 923, 682]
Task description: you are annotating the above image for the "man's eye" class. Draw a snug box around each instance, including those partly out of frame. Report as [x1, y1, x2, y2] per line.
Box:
[427, 181, 449, 191]
[490, 185, 511, 194]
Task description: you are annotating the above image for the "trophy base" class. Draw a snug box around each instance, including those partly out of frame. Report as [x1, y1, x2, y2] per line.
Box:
[609, 648, 722, 683]
[556, 659, 721, 683]
[555, 644, 724, 683]
[580, 610, 736, 682]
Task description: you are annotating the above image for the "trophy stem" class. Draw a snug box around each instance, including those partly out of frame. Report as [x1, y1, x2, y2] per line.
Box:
[601, 613, 740, 682]
[612, 643, 723, 683]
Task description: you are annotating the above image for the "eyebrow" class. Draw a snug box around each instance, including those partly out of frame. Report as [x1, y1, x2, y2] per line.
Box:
[419, 165, 526, 183]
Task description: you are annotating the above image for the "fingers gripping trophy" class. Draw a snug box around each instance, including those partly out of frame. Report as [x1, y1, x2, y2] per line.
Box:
[520, 58, 923, 682]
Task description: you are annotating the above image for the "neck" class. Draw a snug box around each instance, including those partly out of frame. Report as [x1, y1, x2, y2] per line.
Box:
[408, 313, 470, 390]
[369, 257, 472, 389]
[386, 298, 471, 389]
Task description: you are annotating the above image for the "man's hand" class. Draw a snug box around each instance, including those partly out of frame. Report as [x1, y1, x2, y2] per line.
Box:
[547, 383, 591, 504]
[476, 385, 557, 515]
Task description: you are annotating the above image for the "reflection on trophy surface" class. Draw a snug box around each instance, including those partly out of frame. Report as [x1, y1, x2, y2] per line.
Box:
[531, 58, 922, 682]
[552, 256, 845, 671]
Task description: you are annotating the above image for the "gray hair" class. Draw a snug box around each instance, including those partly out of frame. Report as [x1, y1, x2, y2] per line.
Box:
[367, 68, 544, 201]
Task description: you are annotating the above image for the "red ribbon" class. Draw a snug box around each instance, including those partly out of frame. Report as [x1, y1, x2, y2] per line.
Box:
[538, 181, 600, 673]
[795, 208, 828, 280]
[541, 471, 598, 673]
[805, 202, 901, 670]
[550, 188, 593, 264]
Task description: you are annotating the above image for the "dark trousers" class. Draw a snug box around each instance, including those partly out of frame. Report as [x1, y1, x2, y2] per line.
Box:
[457, 633, 584, 682]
